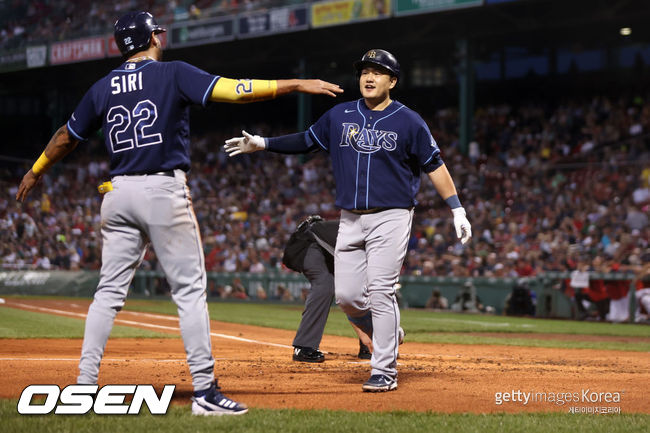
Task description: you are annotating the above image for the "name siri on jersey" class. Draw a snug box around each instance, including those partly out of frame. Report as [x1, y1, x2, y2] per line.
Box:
[111, 72, 143, 95]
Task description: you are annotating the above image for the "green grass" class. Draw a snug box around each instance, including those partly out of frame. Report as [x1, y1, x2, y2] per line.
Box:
[0, 306, 175, 339]
[2, 296, 649, 351]
[410, 334, 648, 352]
[123, 299, 650, 352]
[0, 400, 648, 433]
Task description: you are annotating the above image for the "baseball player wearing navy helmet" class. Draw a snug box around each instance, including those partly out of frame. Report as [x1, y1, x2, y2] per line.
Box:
[16, 11, 342, 415]
[225, 49, 472, 392]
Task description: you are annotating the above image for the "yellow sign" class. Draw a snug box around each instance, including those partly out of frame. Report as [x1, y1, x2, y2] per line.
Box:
[311, 0, 391, 28]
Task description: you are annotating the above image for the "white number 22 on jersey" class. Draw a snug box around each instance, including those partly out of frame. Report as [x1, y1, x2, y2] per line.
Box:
[107, 99, 162, 153]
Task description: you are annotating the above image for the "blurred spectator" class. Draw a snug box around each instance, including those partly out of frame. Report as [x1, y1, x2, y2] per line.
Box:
[231, 277, 248, 299]
[0, 0, 286, 52]
[451, 281, 487, 313]
[634, 263, 650, 323]
[255, 283, 268, 300]
[272, 284, 293, 301]
[425, 289, 448, 310]
[505, 278, 535, 316]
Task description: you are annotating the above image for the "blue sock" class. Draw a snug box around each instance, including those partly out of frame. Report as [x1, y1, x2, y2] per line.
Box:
[347, 311, 373, 336]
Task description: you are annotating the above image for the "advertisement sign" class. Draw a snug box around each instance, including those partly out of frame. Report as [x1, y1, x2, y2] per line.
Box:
[238, 5, 309, 38]
[26, 45, 47, 68]
[0, 48, 26, 72]
[170, 17, 235, 48]
[311, 0, 391, 28]
[395, 0, 482, 16]
[50, 37, 105, 65]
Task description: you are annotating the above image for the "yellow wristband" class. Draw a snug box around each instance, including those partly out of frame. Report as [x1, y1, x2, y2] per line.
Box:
[32, 152, 51, 175]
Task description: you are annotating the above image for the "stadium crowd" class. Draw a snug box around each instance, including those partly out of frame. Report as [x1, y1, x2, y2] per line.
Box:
[0, 0, 300, 51]
[2, 96, 649, 283]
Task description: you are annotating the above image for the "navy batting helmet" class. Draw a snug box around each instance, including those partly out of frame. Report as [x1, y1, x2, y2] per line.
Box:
[354, 49, 400, 80]
[114, 11, 166, 57]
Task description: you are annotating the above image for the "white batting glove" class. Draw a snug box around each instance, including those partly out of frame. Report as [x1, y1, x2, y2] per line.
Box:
[224, 130, 266, 157]
[452, 207, 472, 245]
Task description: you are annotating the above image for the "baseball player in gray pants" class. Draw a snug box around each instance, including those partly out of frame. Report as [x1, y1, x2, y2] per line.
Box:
[16, 11, 342, 415]
[225, 49, 472, 392]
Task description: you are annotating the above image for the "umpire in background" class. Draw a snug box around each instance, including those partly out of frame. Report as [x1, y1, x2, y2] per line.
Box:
[283, 215, 371, 362]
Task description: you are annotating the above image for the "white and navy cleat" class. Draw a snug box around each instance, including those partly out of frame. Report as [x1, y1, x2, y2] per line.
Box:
[191, 381, 248, 416]
[362, 374, 398, 392]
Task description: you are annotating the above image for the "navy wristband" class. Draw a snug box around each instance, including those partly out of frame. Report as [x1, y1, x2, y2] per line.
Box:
[445, 194, 462, 209]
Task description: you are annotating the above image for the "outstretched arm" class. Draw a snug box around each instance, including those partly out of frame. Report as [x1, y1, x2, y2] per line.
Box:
[16, 125, 79, 202]
[209, 78, 342, 103]
[427, 164, 472, 244]
[225, 130, 314, 157]
[276, 79, 343, 98]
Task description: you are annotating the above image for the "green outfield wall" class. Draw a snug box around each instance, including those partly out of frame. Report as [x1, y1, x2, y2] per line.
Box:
[0, 270, 639, 321]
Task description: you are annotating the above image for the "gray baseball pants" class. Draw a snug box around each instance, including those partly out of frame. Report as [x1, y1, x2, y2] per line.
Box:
[334, 208, 413, 379]
[77, 170, 214, 392]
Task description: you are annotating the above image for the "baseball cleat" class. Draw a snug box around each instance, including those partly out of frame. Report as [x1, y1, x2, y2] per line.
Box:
[358, 340, 371, 360]
[293, 347, 325, 363]
[191, 381, 248, 416]
[362, 374, 397, 392]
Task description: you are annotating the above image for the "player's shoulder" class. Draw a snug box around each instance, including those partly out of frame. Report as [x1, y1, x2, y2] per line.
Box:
[391, 100, 418, 118]
[393, 101, 428, 125]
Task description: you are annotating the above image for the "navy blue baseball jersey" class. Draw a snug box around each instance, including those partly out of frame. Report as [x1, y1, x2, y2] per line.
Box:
[306, 99, 441, 210]
[67, 59, 218, 176]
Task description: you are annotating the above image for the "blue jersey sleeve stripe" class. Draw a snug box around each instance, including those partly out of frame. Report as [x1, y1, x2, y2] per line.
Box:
[308, 126, 328, 151]
[202, 76, 219, 107]
[66, 121, 85, 141]
[422, 149, 440, 166]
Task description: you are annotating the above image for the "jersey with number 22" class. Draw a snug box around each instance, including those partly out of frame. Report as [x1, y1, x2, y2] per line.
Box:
[67, 59, 218, 176]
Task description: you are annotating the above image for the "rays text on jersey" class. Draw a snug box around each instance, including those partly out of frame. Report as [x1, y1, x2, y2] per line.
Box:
[339, 122, 397, 153]
[111, 72, 143, 95]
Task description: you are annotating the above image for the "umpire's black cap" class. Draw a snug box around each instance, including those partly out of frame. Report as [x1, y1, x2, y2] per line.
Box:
[114, 11, 166, 57]
[354, 49, 400, 80]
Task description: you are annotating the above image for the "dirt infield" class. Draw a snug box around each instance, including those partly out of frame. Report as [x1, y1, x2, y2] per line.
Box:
[1, 298, 648, 414]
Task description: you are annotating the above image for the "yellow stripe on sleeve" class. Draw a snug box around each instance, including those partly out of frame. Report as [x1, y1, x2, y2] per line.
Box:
[210, 78, 277, 103]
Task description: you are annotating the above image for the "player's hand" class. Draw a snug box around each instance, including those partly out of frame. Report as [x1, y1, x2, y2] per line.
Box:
[16, 170, 41, 203]
[296, 79, 343, 97]
[452, 207, 472, 245]
[224, 130, 266, 157]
